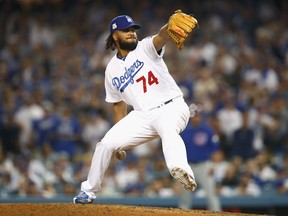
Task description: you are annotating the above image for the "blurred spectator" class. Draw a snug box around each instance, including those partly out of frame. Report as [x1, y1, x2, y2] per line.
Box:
[257, 58, 280, 94]
[193, 66, 220, 102]
[150, 153, 170, 180]
[265, 95, 288, 153]
[234, 172, 261, 197]
[211, 150, 230, 187]
[144, 178, 165, 197]
[253, 150, 276, 187]
[230, 111, 257, 161]
[50, 105, 82, 157]
[100, 162, 122, 197]
[29, 18, 56, 49]
[0, 113, 21, 154]
[255, 105, 279, 151]
[115, 155, 140, 193]
[218, 157, 242, 197]
[144, 152, 174, 197]
[131, 139, 160, 158]
[32, 101, 60, 149]
[14, 95, 44, 151]
[81, 111, 110, 151]
[0, 146, 21, 197]
[215, 45, 238, 79]
[216, 99, 243, 157]
[24, 151, 56, 193]
[178, 114, 221, 211]
[73, 152, 93, 189]
[275, 154, 288, 194]
[42, 182, 57, 198]
[51, 152, 75, 193]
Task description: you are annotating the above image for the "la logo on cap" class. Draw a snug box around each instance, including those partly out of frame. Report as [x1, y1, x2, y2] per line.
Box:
[112, 23, 117, 30]
[126, 16, 133, 23]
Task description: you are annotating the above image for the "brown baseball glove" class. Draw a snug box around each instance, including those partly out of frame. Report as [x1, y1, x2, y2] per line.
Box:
[167, 9, 198, 50]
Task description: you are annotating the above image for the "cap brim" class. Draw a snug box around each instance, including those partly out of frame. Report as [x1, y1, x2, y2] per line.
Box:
[132, 24, 141, 29]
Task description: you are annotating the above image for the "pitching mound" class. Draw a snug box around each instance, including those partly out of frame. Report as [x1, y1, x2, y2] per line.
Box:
[0, 203, 268, 216]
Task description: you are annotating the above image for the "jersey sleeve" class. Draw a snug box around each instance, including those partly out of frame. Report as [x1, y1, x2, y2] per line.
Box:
[141, 36, 165, 61]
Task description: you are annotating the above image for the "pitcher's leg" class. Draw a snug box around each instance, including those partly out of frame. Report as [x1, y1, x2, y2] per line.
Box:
[80, 141, 113, 195]
[162, 133, 193, 175]
[152, 99, 197, 191]
[80, 111, 156, 196]
[154, 99, 193, 175]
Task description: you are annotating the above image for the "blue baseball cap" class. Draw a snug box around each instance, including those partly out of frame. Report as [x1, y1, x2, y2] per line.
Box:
[110, 15, 141, 34]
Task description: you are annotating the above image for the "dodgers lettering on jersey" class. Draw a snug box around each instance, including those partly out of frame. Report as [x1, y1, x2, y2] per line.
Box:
[112, 59, 144, 93]
[104, 36, 183, 111]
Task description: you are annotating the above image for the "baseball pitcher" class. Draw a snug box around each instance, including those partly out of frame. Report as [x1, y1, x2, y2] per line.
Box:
[74, 10, 198, 204]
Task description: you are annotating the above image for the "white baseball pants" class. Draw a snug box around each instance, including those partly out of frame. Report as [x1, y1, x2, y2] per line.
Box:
[80, 97, 194, 196]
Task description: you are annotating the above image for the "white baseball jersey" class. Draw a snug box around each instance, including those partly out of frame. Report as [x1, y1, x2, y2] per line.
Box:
[104, 36, 183, 111]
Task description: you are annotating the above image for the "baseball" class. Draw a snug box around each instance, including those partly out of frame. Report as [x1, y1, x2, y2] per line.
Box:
[115, 150, 127, 160]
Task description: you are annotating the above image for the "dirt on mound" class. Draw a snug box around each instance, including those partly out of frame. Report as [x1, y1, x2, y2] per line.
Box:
[0, 203, 269, 216]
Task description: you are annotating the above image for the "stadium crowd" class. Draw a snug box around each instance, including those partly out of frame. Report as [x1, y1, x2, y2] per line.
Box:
[0, 0, 288, 200]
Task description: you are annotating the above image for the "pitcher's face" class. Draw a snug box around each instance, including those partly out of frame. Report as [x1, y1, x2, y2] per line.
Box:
[114, 28, 138, 51]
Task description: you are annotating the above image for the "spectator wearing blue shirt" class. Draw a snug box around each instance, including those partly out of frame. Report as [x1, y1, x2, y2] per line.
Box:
[230, 111, 257, 161]
[32, 101, 60, 149]
[50, 105, 82, 158]
[178, 113, 221, 211]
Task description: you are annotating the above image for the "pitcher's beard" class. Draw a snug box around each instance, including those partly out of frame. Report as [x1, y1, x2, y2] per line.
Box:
[119, 39, 138, 51]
